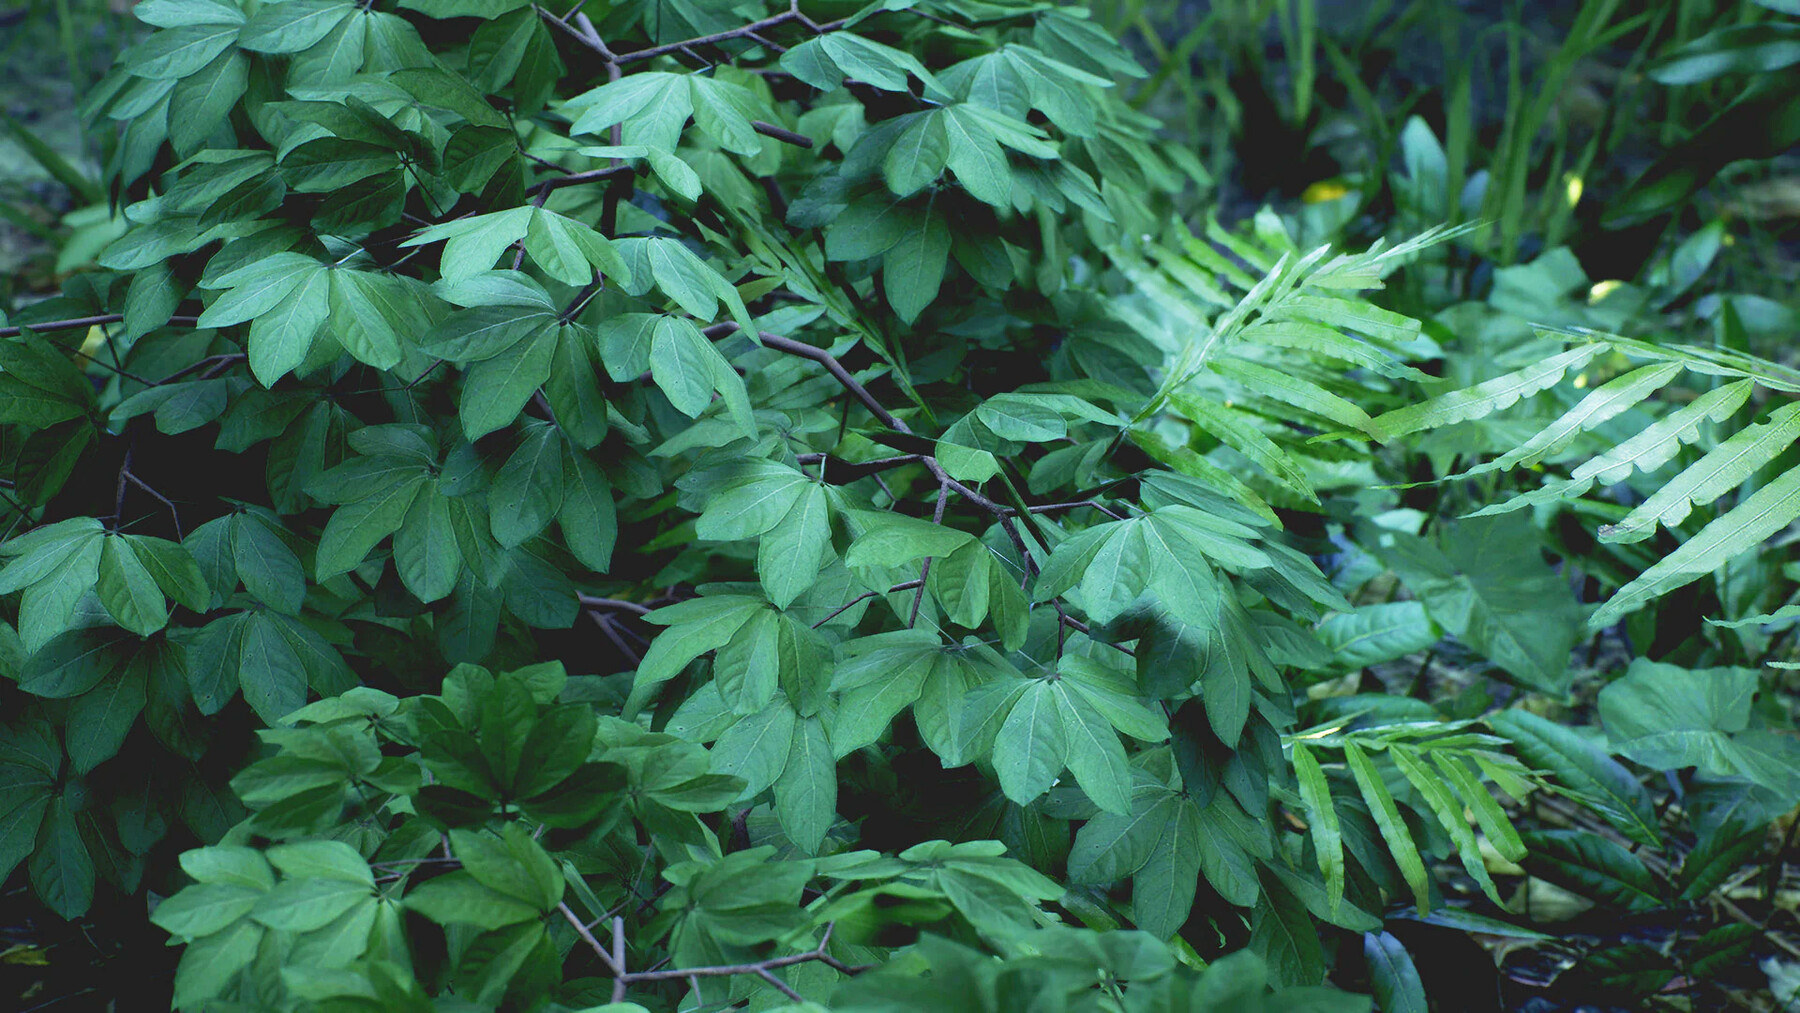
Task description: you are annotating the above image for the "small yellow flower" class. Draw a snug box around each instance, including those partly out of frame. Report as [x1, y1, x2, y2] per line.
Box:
[1302, 179, 1353, 204]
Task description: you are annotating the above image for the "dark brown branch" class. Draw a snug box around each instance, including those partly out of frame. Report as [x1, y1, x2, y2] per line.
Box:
[580, 594, 652, 616]
[525, 163, 635, 198]
[812, 579, 922, 628]
[0, 313, 199, 340]
[909, 483, 948, 628]
[795, 452, 923, 483]
[158, 353, 247, 385]
[751, 121, 813, 148]
[1020, 499, 1125, 521]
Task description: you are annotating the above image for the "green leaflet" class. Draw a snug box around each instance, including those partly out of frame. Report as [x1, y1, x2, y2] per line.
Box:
[1595, 463, 1800, 628]
[1366, 345, 1603, 443]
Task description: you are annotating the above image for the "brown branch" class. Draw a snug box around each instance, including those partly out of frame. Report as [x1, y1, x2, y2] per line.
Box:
[1, 313, 200, 340]
[752, 120, 813, 148]
[796, 452, 924, 483]
[1019, 499, 1125, 521]
[525, 163, 635, 198]
[580, 594, 652, 616]
[813, 578, 922, 628]
[909, 482, 948, 628]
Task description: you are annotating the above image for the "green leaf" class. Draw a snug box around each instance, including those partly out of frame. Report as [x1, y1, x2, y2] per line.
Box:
[19, 629, 126, 699]
[759, 483, 829, 609]
[1366, 345, 1603, 442]
[229, 517, 305, 614]
[1315, 602, 1438, 670]
[31, 795, 94, 918]
[450, 825, 562, 910]
[406, 871, 544, 929]
[883, 112, 949, 197]
[316, 473, 428, 578]
[127, 23, 240, 79]
[1132, 795, 1202, 939]
[774, 716, 836, 854]
[169, 50, 247, 154]
[1595, 462, 1800, 628]
[66, 663, 146, 774]
[1365, 932, 1428, 1013]
[711, 698, 796, 800]
[1489, 709, 1659, 846]
[1051, 680, 1131, 816]
[883, 209, 950, 323]
[152, 883, 262, 939]
[171, 912, 262, 1007]
[1597, 659, 1764, 776]
[395, 483, 460, 603]
[844, 511, 975, 569]
[1602, 400, 1800, 544]
[942, 105, 1012, 207]
[1372, 515, 1580, 693]
[238, 0, 352, 53]
[238, 611, 310, 724]
[1519, 829, 1661, 909]
[1291, 742, 1343, 913]
[97, 534, 170, 635]
[251, 876, 372, 931]
[1343, 740, 1428, 914]
[993, 681, 1066, 806]
[491, 425, 565, 548]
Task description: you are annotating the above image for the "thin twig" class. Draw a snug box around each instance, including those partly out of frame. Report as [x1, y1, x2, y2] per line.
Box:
[909, 483, 948, 628]
[579, 594, 652, 615]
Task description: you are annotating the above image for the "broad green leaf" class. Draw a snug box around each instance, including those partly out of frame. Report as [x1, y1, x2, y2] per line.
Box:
[1315, 602, 1438, 670]
[883, 112, 948, 197]
[230, 516, 305, 614]
[66, 663, 146, 774]
[1597, 659, 1757, 774]
[97, 535, 169, 635]
[883, 209, 951, 323]
[404, 871, 542, 929]
[459, 326, 558, 440]
[774, 716, 836, 854]
[152, 883, 261, 939]
[315, 474, 428, 578]
[993, 681, 1066, 806]
[760, 483, 830, 610]
[395, 483, 460, 603]
[1052, 680, 1131, 816]
[1131, 795, 1202, 940]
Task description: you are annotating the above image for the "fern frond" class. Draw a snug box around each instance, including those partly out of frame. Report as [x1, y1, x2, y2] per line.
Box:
[1365, 317, 1800, 628]
[1600, 401, 1800, 543]
[1445, 362, 1683, 480]
[1111, 222, 1464, 515]
[1366, 345, 1603, 442]
[1592, 463, 1800, 628]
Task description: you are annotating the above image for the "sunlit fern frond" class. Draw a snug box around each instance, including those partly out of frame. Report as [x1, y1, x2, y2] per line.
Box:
[1366, 326, 1800, 629]
[1108, 217, 1475, 514]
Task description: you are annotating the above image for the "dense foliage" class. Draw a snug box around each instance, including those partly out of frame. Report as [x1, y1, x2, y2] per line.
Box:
[0, 0, 1797, 1009]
